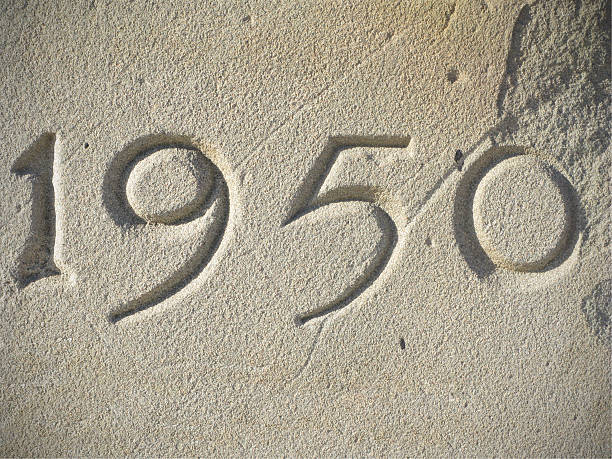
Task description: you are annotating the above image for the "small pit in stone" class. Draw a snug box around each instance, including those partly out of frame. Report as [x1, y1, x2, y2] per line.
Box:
[446, 69, 459, 83]
[399, 337, 406, 350]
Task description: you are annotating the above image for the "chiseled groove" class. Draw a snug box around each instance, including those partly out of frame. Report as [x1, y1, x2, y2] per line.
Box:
[453, 145, 582, 277]
[295, 203, 397, 325]
[11, 133, 60, 287]
[108, 173, 229, 324]
[103, 134, 205, 227]
[290, 136, 409, 325]
[284, 136, 410, 225]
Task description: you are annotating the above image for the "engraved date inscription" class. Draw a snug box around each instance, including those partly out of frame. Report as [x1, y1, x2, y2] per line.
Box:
[10, 132, 581, 328]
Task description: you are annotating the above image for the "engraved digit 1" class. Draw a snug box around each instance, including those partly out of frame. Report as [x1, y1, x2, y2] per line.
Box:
[11, 133, 60, 286]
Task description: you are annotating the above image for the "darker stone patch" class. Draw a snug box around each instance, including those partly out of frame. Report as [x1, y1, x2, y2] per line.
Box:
[581, 279, 611, 342]
[454, 149, 464, 171]
[496, 4, 532, 117]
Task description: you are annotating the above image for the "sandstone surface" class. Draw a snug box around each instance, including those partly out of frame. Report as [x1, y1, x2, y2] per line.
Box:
[0, 0, 610, 455]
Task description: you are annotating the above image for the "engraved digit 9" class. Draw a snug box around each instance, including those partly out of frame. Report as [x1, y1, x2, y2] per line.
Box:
[104, 135, 229, 323]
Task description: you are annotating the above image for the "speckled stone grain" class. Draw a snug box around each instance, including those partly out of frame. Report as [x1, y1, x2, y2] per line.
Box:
[0, 0, 610, 456]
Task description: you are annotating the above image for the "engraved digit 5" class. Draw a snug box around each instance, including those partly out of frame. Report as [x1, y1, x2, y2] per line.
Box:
[286, 136, 411, 325]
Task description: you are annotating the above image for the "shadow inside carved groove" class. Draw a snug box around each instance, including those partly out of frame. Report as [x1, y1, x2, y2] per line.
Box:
[284, 136, 411, 224]
[11, 133, 60, 287]
[103, 134, 216, 227]
[103, 134, 229, 323]
[286, 136, 410, 325]
[453, 145, 584, 278]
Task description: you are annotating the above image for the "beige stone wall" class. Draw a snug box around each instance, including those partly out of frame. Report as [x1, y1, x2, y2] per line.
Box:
[0, 0, 609, 455]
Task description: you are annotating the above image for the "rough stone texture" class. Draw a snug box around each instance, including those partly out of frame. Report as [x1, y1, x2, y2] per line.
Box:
[0, 0, 610, 456]
[581, 278, 611, 343]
